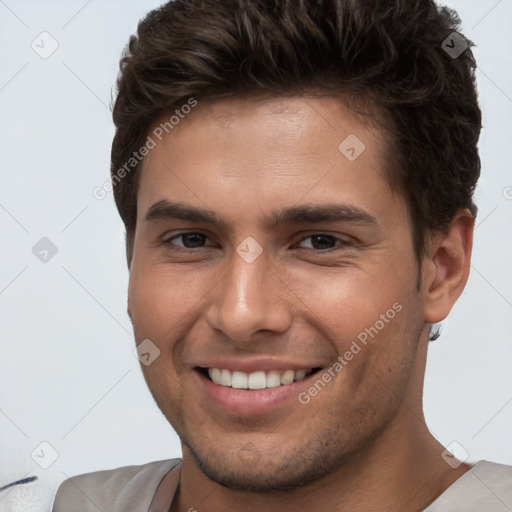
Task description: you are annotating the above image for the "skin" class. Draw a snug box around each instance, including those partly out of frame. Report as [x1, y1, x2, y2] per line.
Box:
[127, 95, 474, 512]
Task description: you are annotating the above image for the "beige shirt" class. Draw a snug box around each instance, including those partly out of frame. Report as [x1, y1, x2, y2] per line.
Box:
[52, 459, 512, 511]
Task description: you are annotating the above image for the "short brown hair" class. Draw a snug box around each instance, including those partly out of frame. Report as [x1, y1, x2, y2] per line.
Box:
[111, 0, 481, 265]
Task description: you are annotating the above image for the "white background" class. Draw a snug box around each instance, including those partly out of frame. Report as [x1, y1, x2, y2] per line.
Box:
[0, 1, 511, 510]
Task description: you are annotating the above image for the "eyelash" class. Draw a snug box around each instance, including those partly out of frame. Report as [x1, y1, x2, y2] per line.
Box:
[162, 232, 352, 253]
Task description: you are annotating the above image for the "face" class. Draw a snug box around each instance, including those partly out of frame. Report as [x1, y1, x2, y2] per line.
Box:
[128, 95, 428, 491]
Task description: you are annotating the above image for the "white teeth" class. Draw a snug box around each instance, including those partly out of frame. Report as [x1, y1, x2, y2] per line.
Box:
[206, 368, 312, 389]
[220, 369, 231, 386]
[294, 369, 307, 381]
[280, 370, 295, 385]
[209, 368, 221, 383]
[231, 371, 248, 389]
[266, 370, 282, 388]
[248, 371, 266, 390]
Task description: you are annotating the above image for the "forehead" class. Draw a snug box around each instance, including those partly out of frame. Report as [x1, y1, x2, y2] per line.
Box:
[137, 95, 403, 229]
[147, 94, 387, 159]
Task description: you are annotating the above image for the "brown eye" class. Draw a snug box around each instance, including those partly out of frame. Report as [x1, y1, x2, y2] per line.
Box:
[298, 234, 350, 251]
[165, 232, 209, 249]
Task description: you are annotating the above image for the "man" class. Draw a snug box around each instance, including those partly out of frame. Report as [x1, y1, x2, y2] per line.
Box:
[53, 0, 512, 510]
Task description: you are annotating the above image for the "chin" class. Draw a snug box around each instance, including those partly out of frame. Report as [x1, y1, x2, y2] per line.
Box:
[183, 430, 355, 492]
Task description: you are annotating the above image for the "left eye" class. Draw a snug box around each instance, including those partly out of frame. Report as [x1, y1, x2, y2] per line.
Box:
[297, 234, 349, 251]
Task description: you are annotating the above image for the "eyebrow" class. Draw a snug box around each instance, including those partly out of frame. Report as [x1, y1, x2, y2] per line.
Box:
[144, 200, 378, 231]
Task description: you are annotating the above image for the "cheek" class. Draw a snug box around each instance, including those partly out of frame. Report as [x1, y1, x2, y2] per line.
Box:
[280, 256, 420, 393]
[285, 262, 414, 336]
[128, 269, 163, 338]
[314, 298, 421, 427]
[128, 262, 214, 341]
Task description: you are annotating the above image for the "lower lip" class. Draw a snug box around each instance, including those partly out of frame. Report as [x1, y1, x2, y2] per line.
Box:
[195, 370, 316, 416]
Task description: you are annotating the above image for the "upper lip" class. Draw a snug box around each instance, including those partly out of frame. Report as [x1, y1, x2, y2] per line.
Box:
[195, 358, 325, 373]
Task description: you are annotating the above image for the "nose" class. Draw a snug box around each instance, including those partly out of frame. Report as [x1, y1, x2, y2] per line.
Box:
[204, 246, 292, 343]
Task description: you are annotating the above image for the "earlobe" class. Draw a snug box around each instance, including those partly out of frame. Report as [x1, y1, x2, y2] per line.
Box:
[422, 210, 474, 324]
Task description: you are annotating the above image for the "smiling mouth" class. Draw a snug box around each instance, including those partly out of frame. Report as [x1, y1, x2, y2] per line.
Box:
[197, 367, 323, 390]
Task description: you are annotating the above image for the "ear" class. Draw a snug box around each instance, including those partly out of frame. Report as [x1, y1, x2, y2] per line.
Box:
[421, 209, 475, 324]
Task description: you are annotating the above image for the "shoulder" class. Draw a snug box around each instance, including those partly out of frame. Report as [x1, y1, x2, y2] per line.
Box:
[425, 461, 512, 511]
[471, 461, 512, 499]
[52, 458, 181, 512]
